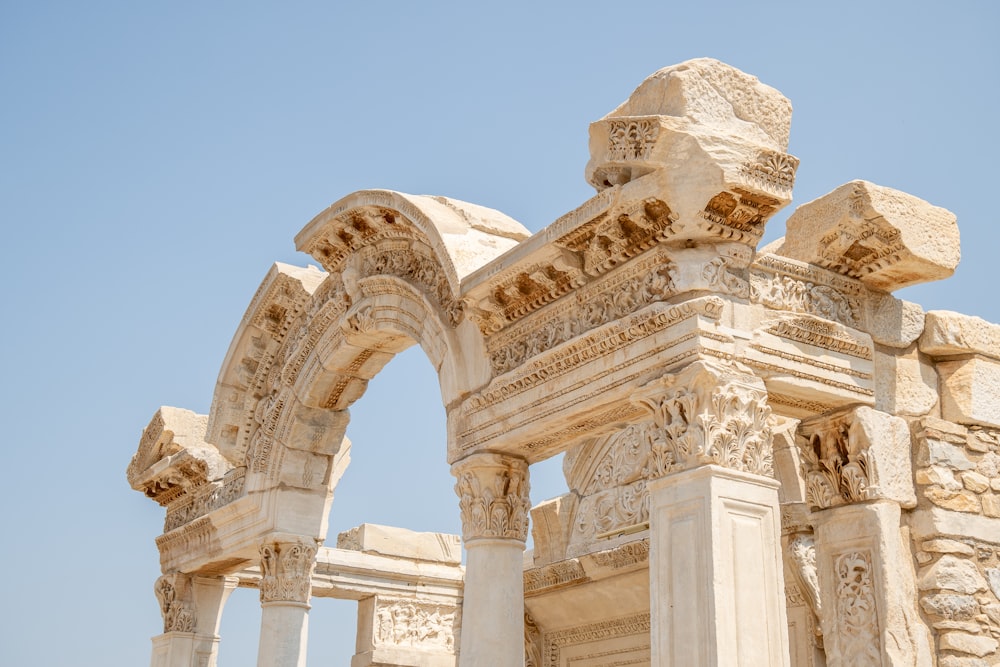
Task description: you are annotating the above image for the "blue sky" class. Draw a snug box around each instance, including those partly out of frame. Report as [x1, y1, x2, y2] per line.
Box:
[2, 2, 998, 664]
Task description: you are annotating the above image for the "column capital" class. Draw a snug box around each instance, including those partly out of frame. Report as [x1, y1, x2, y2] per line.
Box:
[631, 359, 774, 477]
[796, 405, 916, 511]
[258, 536, 318, 605]
[452, 452, 530, 543]
[154, 573, 196, 634]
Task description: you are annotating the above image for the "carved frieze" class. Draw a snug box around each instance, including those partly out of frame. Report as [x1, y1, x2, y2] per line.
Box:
[373, 597, 459, 651]
[154, 574, 196, 634]
[606, 118, 659, 161]
[750, 254, 863, 328]
[523, 559, 587, 595]
[453, 453, 531, 542]
[164, 467, 246, 532]
[259, 538, 318, 604]
[299, 205, 419, 273]
[590, 539, 650, 570]
[358, 242, 463, 326]
[632, 360, 774, 476]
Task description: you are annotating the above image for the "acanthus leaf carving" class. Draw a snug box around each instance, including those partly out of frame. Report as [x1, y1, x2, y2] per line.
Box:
[453, 453, 531, 542]
[259, 538, 317, 604]
[632, 360, 774, 477]
[154, 574, 196, 634]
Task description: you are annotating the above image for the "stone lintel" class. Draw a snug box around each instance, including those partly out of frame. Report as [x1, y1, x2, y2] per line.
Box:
[919, 310, 1000, 361]
[336, 524, 461, 565]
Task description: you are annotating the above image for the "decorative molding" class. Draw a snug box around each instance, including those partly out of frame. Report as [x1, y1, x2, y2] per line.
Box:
[524, 559, 587, 594]
[164, 468, 246, 532]
[453, 453, 531, 542]
[787, 534, 824, 648]
[373, 597, 459, 651]
[590, 539, 650, 569]
[632, 360, 774, 476]
[767, 317, 872, 360]
[700, 188, 782, 245]
[543, 613, 651, 667]
[525, 610, 543, 667]
[750, 254, 863, 328]
[738, 150, 799, 199]
[154, 574, 196, 634]
[833, 550, 881, 666]
[359, 243, 462, 326]
[259, 539, 317, 604]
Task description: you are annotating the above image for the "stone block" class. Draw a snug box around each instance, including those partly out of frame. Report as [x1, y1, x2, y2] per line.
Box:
[920, 310, 1000, 361]
[781, 180, 959, 291]
[940, 357, 1000, 428]
[962, 472, 991, 494]
[938, 631, 999, 657]
[920, 593, 979, 620]
[916, 466, 962, 491]
[921, 539, 975, 556]
[982, 494, 1000, 518]
[874, 344, 937, 416]
[924, 488, 982, 513]
[918, 555, 988, 594]
[336, 523, 461, 564]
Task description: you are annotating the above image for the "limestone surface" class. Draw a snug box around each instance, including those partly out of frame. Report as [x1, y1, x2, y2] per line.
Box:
[781, 180, 959, 291]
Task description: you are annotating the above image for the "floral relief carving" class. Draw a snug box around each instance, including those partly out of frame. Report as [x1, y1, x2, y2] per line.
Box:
[453, 453, 531, 542]
[360, 244, 462, 325]
[750, 254, 863, 328]
[738, 150, 800, 198]
[606, 118, 659, 161]
[154, 574, 196, 634]
[633, 361, 774, 476]
[787, 534, 824, 648]
[259, 539, 317, 604]
[834, 550, 881, 666]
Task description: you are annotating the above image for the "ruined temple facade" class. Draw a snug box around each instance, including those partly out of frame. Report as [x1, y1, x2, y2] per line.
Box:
[128, 59, 1000, 667]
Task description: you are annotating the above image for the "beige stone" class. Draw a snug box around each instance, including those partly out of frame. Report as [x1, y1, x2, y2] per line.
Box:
[962, 472, 992, 494]
[335, 523, 461, 565]
[921, 539, 975, 556]
[780, 180, 959, 291]
[981, 494, 1000, 518]
[940, 356, 1000, 428]
[925, 487, 982, 513]
[920, 310, 1000, 361]
[939, 632, 999, 657]
[874, 343, 938, 416]
[919, 555, 988, 594]
[917, 465, 963, 491]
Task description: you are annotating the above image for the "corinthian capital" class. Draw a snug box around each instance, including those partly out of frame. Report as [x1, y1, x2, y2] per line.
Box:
[154, 573, 196, 633]
[259, 537, 318, 604]
[631, 360, 774, 477]
[452, 452, 531, 543]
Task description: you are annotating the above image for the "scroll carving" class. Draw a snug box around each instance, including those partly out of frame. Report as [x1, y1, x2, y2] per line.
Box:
[606, 118, 659, 161]
[453, 453, 531, 542]
[834, 550, 880, 666]
[524, 610, 542, 667]
[154, 574, 196, 633]
[632, 360, 774, 476]
[787, 534, 824, 648]
[259, 539, 317, 604]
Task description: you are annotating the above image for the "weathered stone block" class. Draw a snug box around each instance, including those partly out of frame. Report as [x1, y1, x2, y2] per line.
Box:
[920, 310, 1000, 361]
[940, 357, 1000, 428]
[780, 180, 959, 291]
[938, 631, 998, 657]
[919, 555, 988, 594]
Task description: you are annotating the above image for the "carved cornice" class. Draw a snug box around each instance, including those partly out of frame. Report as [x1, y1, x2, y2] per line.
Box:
[452, 453, 530, 543]
[259, 538, 318, 604]
[154, 574, 196, 634]
[631, 360, 774, 476]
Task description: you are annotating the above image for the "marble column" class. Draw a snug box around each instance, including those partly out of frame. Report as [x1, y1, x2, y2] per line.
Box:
[634, 360, 790, 667]
[256, 535, 318, 667]
[451, 452, 531, 667]
[150, 573, 238, 667]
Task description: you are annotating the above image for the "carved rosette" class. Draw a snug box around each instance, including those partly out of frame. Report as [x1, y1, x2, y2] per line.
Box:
[452, 453, 531, 543]
[631, 360, 774, 477]
[154, 573, 196, 634]
[258, 538, 318, 605]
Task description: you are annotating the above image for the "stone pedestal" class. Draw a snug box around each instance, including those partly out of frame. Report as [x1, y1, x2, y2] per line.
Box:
[452, 452, 530, 667]
[648, 465, 789, 667]
[812, 501, 933, 667]
[256, 537, 318, 667]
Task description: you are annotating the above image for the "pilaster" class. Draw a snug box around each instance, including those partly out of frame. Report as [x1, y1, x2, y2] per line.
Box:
[636, 360, 790, 667]
[798, 407, 933, 667]
[150, 573, 237, 667]
[451, 452, 530, 667]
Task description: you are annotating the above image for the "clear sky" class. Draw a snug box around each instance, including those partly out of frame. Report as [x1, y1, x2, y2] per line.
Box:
[2, 1, 998, 664]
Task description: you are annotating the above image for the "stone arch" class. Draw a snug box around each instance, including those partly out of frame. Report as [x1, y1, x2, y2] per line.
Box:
[201, 189, 529, 545]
